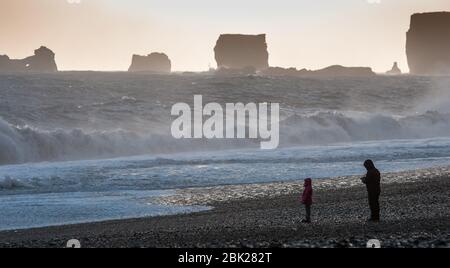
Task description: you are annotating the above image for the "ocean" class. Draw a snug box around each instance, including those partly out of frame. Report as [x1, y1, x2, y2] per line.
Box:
[1, 72, 450, 230]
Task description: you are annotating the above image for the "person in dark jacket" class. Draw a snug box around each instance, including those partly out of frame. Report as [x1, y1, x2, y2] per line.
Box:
[361, 160, 381, 222]
[301, 178, 313, 223]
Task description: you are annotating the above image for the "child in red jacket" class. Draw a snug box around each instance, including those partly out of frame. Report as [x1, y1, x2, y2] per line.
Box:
[301, 178, 313, 223]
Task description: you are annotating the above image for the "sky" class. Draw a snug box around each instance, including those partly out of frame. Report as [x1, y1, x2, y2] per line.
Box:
[1, 0, 450, 72]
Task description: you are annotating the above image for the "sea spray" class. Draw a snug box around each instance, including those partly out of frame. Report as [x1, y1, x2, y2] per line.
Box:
[171, 95, 280, 149]
[1, 74, 450, 165]
[1, 109, 450, 165]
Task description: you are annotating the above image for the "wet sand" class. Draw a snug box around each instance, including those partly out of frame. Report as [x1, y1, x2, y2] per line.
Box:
[0, 167, 449, 248]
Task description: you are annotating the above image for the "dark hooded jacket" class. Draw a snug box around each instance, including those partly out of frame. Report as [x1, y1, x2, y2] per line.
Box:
[362, 160, 381, 194]
[302, 178, 313, 205]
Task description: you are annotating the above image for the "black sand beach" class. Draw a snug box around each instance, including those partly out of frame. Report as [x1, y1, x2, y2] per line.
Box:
[0, 167, 448, 248]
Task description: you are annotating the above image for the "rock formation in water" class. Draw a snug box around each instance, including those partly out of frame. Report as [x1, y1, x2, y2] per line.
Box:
[311, 65, 375, 77]
[406, 12, 450, 75]
[386, 62, 402, 75]
[128, 52, 171, 73]
[261, 65, 375, 77]
[214, 34, 269, 71]
[0, 46, 58, 72]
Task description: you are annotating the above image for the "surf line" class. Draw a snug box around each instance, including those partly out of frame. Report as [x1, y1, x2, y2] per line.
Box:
[171, 95, 280, 150]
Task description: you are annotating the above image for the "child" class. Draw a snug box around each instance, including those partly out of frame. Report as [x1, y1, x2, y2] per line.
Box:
[301, 178, 313, 223]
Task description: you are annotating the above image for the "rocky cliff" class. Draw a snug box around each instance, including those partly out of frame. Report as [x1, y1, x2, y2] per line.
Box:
[214, 34, 269, 70]
[128, 53, 171, 73]
[0, 46, 58, 72]
[406, 12, 450, 75]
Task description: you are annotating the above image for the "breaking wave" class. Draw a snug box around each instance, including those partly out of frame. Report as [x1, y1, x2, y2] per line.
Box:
[0, 176, 29, 190]
[1, 109, 450, 165]
[281, 110, 450, 145]
[0, 118, 178, 165]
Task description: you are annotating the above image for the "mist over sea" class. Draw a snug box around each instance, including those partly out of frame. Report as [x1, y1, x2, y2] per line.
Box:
[1, 72, 450, 230]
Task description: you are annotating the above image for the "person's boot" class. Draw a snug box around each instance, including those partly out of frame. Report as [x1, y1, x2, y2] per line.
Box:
[301, 219, 311, 223]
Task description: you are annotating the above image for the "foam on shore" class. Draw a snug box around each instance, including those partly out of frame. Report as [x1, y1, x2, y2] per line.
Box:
[152, 165, 450, 206]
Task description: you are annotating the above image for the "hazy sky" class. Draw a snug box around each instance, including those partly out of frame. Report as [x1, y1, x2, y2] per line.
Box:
[1, 0, 450, 72]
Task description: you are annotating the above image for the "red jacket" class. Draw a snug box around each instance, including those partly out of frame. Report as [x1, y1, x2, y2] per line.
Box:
[302, 178, 313, 205]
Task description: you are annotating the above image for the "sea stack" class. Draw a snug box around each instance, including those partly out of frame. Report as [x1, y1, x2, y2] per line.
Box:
[386, 62, 402, 75]
[0, 46, 58, 72]
[406, 12, 450, 75]
[128, 52, 171, 73]
[214, 34, 269, 71]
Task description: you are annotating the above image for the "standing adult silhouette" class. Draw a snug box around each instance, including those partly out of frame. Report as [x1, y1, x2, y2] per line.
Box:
[361, 160, 381, 222]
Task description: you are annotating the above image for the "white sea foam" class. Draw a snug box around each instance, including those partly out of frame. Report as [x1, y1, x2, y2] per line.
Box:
[0, 176, 29, 190]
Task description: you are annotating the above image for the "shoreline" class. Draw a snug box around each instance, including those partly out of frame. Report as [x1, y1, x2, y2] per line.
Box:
[0, 166, 449, 248]
[152, 165, 450, 206]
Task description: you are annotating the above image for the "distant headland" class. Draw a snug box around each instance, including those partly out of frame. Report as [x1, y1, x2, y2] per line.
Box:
[1, 11, 450, 76]
[213, 34, 376, 77]
[0, 46, 57, 73]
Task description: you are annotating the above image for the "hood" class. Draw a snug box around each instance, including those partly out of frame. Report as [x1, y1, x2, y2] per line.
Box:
[304, 178, 312, 187]
[364, 159, 376, 171]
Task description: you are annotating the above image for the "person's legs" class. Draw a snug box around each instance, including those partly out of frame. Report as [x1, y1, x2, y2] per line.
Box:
[368, 192, 380, 221]
[305, 204, 311, 222]
[373, 193, 380, 220]
[368, 192, 374, 219]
